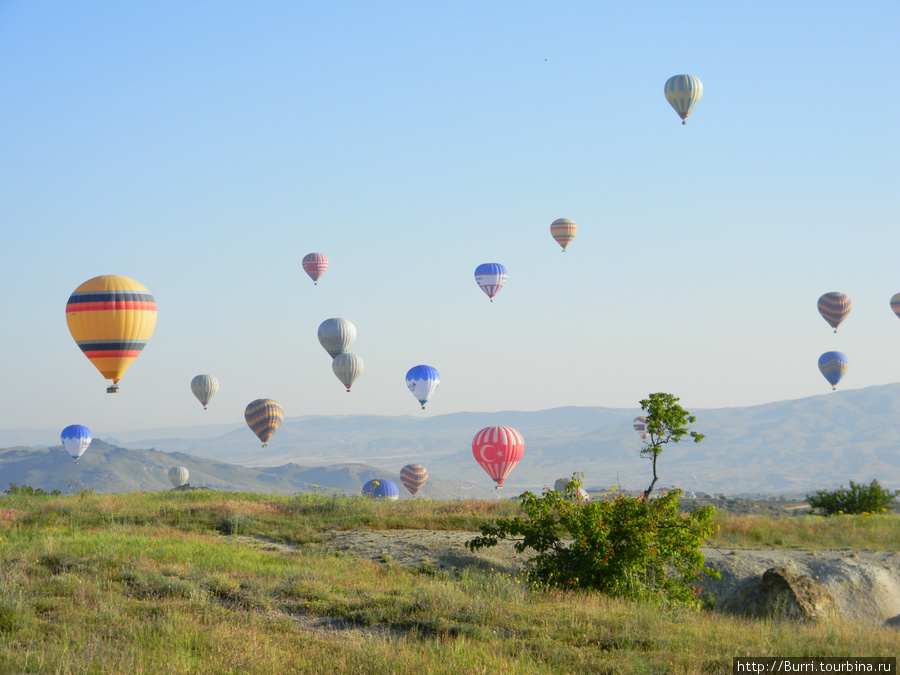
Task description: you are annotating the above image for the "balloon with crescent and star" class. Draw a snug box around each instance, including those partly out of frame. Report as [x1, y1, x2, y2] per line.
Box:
[472, 426, 524, 488]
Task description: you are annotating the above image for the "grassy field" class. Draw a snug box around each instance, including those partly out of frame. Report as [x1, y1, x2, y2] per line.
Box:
[0, 490, 897, 674]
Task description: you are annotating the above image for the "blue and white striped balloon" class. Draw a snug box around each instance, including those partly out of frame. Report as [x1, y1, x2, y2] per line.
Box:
[406, 365, 440, 409]
[61, 424, 92, 463]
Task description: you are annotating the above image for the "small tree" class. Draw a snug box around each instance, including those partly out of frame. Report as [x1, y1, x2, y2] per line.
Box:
[806, 479, 899, 516]
[466, 474, 719, 605]
[639, 393, 705, 498]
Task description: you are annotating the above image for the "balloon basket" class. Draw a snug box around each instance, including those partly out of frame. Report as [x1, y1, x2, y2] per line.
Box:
[106, 384, 119, 394]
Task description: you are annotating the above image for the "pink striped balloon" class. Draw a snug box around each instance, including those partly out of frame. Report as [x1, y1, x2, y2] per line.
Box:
[472, 426, 524, 488]
[302, 253, 329, 285]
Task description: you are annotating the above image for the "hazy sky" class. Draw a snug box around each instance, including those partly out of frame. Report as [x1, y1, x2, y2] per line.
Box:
[2, 2, 899, 435]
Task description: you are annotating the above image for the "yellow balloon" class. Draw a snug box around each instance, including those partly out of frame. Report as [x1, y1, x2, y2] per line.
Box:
[66, 275, 157, 390]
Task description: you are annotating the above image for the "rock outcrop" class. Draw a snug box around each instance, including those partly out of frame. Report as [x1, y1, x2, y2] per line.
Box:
[717, 567, 841, 621]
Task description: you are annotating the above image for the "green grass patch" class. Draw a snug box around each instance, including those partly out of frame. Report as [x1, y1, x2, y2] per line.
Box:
[0, 490, 897, 673]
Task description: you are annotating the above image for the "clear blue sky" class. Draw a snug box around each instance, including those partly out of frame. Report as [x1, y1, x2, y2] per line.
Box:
[1, 1, 899, 435]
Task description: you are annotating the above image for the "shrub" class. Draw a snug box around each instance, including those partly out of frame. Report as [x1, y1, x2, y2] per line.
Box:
[466, 476, 719, 606]
[806, 479, 899, 516]
[3, 483, 61, 497]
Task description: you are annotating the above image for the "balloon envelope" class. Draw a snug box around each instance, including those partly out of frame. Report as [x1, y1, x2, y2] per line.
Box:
[65, 275, 157, 389]
[891, 293, 900, 320]
[633, 416, 649, 441]
[400, 464, 428, 496]
[332, 353, 364, 391]
[550, 218, 577, 252]
[190, 374, 219, 409]
[61, 424, 91, 462]
[302, 253, 329, 284]
[406, 365, 440, 409]
[553, 478, 591, 502]
[472, 426, 524, 488]
[362, 479, 399, 500]
[818, 351, 848, 389]
[244, 399, 284, 446]
[817, 292, 851, 332]
[168, 466, 189, 488]
[664, 74, 703, 124]
[318, 318, 357, 358]
[474, 263, 507, 301]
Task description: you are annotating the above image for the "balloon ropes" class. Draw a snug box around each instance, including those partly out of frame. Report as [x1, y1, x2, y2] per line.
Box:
[817, 292, 851, 333]
[406, 365, 440, 409]
[362, 479, 399, 500]
[400, 464, 428, 496]
[818, 351, 848, 390]
[302, 253, 329, 285]
[474, 263, 507, 302]
[664, 74, 703, 125]
[318, 318, 356, 358]
[65, 275, 157, 393]
[332, 353, 363, 392]
[61, 424, 92, 464]
[244, 399, 284, 447]
[472, 426, 524, 488]
[633, 416, 649, 441]
[190, 374, 219, 410]
[550, 218, 577, 252]
[168, 466, 189, 488]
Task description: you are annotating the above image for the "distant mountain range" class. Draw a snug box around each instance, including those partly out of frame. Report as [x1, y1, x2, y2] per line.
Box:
[3, 384, 900, 497]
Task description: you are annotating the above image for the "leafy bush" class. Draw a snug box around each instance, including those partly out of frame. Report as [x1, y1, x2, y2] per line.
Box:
[3, 483, 61, 497]
[466, 476, 719, 605]
[806, 479, 899, 516]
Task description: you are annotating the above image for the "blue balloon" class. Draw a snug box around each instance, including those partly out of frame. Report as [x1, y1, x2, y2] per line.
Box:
[474, 263, 508, 301]
[406, 365, 440, 409]
[362, 479, 399, 500]
[61, 424, 92, 463]
[818, 351, 848, 390]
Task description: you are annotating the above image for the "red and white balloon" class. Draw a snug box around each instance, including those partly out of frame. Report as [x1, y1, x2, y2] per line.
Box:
[472, 426, 524, 489]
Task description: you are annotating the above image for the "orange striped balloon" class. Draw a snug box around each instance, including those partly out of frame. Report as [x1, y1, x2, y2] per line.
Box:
[65, 275, 157, 390]
[400, 464, 428, 496]
[550, 218, 577, 252]
[817, 292, 851, 332]
[244, 399, 284, 446]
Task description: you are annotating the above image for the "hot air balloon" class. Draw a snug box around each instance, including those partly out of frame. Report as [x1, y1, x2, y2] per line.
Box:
[472, 426, 524, 489]
[318, 318, 357, 358]
[302, 253, 329, 285]
[553, 478, 591, 502]
[332, 353, 363, 392]
[664, 74, 703, 125]
[65, 275, 157, 393]
[891, 293, 900, 320]
[817, 292, 851, 333]
[400, 464, 428, 496]
[61, 424, 91, 464]
[474, 263, 507, 302]
[818, 351, 848, 390]
[190, 374, 219, 410]
[633, 416, 649, 441]
[244, 399, 284, 446]
[550, 218, 577, 252]
[168, 466, 189, 488]
[362, 479, 399, 500]
[406, 365, 440, 409]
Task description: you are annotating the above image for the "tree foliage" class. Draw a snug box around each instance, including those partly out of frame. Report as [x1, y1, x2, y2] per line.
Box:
[806, 479, 899, 516]
[639, 393, 705, 498]
[466, 475, 719, 606]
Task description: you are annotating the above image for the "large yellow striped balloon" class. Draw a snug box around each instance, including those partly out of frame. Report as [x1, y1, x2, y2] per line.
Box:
[65, 275, 157, 390]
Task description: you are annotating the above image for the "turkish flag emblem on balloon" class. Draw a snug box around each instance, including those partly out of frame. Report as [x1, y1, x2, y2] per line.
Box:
[472, 426, 524, 488]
